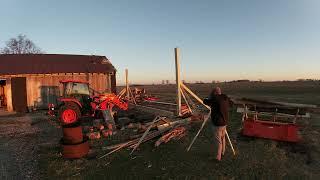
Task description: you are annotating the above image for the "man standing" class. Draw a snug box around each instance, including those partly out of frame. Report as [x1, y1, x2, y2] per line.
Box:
[203, 87, 231, 161]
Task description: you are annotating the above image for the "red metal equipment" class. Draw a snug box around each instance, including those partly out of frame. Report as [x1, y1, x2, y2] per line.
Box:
[48, 80, 128, 125]
[48, 80, 129, 159]
[62, 123, 83, 144]
[61, 136, 89, 159]
[60, 122, 89, 159]
[242, 118, 300, 142]
[91, 93, 128, 111]
[241, 106, 301, 142]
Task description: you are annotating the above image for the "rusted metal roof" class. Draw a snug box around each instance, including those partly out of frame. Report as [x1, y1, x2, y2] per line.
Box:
[0, 54, 116, 75]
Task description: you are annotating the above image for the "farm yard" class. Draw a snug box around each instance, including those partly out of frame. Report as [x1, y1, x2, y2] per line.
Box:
[2, 1, 320, 179]
[1, 81, 319, 179]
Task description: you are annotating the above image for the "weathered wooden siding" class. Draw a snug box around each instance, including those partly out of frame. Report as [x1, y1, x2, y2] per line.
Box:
[5, 78, 13, 111]
[25, 73, 111, 109]
[111, 72, 117, 94]
[87, 73, 111, 94]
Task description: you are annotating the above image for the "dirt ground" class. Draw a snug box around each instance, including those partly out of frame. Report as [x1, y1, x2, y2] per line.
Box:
[0, 110, 61, 180]
[0, 82, 320, 179]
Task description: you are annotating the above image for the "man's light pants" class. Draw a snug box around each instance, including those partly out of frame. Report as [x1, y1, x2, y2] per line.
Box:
[212, 125, 226, 160]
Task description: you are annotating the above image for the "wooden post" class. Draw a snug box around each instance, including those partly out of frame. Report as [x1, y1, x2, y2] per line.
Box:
[5, 78, 13, 112]
[111, 71, 117, 94]
[129, 88, 137, 105]
[293, 108, 299, 123]
[180, 88, 193, 114]
[175, 48, 182, 116]
[117, 88, 126, 98]
[125, 69, 129, 99]
[180, 83, 210, 109]
[187, 111, 211, 152]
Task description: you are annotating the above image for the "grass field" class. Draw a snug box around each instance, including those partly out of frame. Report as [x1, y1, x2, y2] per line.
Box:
[36, 81, 320, 179]
[138, 81, 320, 106]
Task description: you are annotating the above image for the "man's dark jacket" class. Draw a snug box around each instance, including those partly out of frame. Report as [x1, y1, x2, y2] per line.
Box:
[203, 94, 232, 126]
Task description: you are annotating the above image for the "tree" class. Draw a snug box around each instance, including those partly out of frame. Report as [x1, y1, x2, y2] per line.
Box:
[1, 34, 43, 54]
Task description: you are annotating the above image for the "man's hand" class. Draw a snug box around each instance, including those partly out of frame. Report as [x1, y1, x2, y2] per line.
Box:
[203, 97, 210, 106]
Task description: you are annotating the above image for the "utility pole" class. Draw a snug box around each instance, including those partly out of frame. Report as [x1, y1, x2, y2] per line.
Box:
[125, 69, 129, 99]
[175, 47, 182, 116]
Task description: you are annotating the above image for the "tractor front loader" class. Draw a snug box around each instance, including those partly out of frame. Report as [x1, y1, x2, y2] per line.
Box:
[48, 80, 128, 131]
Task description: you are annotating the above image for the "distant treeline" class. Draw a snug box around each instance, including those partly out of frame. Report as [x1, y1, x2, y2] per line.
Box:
[117, 79, 320, 87]
[218, 79, 320, 83]
[296, 79, 320, 82]
[226, 79, 251, 83]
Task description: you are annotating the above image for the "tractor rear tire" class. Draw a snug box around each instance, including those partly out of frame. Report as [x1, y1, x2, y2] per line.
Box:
[59, 103, 81, 125]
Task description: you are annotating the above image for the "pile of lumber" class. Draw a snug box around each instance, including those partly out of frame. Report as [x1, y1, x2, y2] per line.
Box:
[155, 126, 186, 147]
[100, 127, 171, 159]
[99, 116, 194, 158]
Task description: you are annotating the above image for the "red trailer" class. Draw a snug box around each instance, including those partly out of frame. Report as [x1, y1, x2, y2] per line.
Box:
[239, 105, 303, 142]
[242, 118, 300, 142]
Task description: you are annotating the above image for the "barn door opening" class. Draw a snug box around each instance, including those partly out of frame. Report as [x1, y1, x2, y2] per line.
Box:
[11, 77, 27, 113]
[0, 79, 6, 108]
[40, 86, 60, 109]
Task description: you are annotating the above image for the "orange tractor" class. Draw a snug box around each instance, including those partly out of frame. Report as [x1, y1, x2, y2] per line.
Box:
[48, 80, 128, 125]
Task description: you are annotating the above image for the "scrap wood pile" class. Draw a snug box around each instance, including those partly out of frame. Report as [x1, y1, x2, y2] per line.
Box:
[155, 126, 186, 147]
[118, 86, 159, 104]
[83, 117, 149, 140]
[84, 119, 116, 140]
[99, 115, 200, 158]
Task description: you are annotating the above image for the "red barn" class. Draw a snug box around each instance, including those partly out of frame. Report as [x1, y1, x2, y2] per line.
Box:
[0, 54, 117, 112]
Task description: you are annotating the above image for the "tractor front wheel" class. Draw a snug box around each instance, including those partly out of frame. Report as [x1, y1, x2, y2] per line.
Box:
[59, 103, 81, 125]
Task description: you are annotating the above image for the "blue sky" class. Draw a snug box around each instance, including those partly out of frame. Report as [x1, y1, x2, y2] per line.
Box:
[0, 0, 319, 84]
